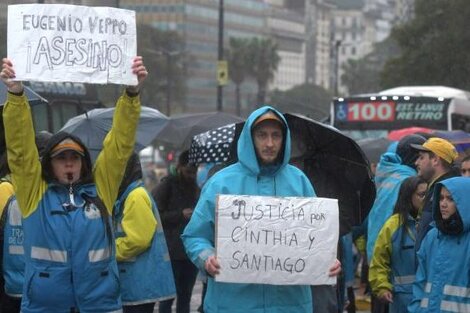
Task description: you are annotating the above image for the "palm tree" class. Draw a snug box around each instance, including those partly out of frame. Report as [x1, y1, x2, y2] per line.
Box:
[246, 38, 280, 106]
[226, 38, 249, 116]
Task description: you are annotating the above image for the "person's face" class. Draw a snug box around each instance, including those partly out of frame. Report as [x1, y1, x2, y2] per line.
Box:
[179, 164, 197, 181]
[411, 182, 427, 211]
[253, 121, 283, 166]
[439, 187, 457, 220]
[51, 150, 83, 184]
[461, 160, 470, 177]
[415, 152, 436, 182]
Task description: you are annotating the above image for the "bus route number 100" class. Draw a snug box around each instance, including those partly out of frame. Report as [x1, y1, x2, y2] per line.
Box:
[347, 101, 395, 122]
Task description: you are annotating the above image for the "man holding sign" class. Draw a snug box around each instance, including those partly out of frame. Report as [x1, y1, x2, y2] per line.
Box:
[182, 106, 341, 313]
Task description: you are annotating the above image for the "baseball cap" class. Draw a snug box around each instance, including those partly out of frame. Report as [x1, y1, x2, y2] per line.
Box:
[410, 137, 458, 164]
[50, 138, 85, 158]
[253, 111, 283, 128]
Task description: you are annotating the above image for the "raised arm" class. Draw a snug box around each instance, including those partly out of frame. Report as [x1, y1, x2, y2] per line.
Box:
[94, 57, 148, 213]
[1, 58, 46, 217]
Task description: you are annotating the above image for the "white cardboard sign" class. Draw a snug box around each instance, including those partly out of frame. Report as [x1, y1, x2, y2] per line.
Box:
[215, 194, 339, 285]
[8, 4, 137, 85]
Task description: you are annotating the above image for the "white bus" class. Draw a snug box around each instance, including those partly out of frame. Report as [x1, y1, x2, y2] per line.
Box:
[330, 86, 470, 139]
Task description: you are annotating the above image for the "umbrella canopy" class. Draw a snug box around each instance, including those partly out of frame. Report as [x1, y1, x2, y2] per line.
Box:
[285, 113, 375, 235]
[357, 137, 392, 164]
[1, 84, 49, 154]
[0, 83, 48, 106]
[189, 123, 237, 164]
[60, 106, 169, 161]
[388, 126, 433, 141]
[190, 113, 375, 235]
[157, 111, 244, 150]
[432, 130, 470, 154]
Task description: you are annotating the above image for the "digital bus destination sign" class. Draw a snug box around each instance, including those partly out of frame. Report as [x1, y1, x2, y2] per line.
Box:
[332, 96, 451, 130]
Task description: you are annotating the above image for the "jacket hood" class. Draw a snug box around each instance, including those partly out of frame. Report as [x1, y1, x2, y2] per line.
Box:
[433, 177, 470, 234]
[41, 131, 93, 185]
[117, 153, 143, 197]
[237, 106, 290, 175]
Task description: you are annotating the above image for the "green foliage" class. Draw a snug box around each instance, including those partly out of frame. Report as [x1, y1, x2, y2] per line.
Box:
[381, 0, 470, 89]
[341, 36, 400, 95]
[226, 37, 250, 115]
[98, 24, 188, 114]
[269, 83, 333, 121]
[245, 38, 280, 105]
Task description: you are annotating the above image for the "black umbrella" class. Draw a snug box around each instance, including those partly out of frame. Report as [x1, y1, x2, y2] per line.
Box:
[357, 137, 392, 164]
[195, 113, 375, 235]
[60, 106, 169, 162]
[284, 113, 375, 235]
[189, 123, 237, 164]
[156, 111, 244, 150]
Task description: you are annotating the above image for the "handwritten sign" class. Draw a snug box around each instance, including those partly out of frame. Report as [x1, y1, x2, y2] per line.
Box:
[215, 195, 339, 285]
[8, 4, 137, 85]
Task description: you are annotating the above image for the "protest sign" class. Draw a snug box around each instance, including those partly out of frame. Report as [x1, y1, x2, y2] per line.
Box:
[8, 4, 137, 85]
[215, 194, 339, 285]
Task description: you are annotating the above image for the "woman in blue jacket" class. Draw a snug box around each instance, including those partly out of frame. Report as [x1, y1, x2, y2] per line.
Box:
[369, 176, 426, 313]
[1, 57, 147, 313]
[409, 177, 470, 312]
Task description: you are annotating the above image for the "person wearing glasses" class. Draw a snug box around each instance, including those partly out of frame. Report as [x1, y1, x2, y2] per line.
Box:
[369, 176, 427, 313]
[459, 155, 470, 177]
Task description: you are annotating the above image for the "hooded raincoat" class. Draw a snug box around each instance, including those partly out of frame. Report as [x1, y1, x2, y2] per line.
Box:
[369, 213, 417, 313]
[182, 106, 316, 313]
[366, 153, 416, 262]
[113, 154, 176, 306]
[3, 91, 140, 313]
[409, 177, 470, 313]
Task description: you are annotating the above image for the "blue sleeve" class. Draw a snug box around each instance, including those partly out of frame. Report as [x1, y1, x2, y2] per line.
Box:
[181, 181, 217, 272]
[408, 234, 430, 313]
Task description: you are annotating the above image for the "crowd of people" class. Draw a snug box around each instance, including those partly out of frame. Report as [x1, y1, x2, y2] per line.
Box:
[2, 50, 470, 313]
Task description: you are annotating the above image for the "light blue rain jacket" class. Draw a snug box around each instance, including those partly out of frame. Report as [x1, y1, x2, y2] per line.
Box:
[182, 106, 317, 313]
[409, 177, 470, 313]
[366, 152, 416, 262]
[2, 196, 25, 298]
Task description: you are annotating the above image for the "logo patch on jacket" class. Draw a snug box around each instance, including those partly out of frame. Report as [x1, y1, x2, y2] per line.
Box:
[84, 203, 101, 219]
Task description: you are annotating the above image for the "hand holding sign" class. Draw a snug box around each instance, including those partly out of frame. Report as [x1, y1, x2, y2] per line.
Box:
[125, 56, 148, 94]
[0, 58, 23, 94]
[205, 255, 221, 277]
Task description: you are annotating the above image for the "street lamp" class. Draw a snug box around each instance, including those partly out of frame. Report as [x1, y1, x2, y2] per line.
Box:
[146, 48, 181, 115]
[217, 0, 225, 111]
[334, 40, 341, 97]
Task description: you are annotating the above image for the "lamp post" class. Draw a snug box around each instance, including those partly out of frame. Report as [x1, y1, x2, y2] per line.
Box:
[217, 0, 224, 111]
[146, 48, 180, 115]
[334, 40, 342, 97]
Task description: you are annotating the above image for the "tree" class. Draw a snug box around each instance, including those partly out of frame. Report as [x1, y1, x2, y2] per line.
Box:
[245, 38, 280, 106]
[98, 24, 188, 114]
[226, 37, 249, 116]
[341, 36, 400, 95]
[381, 0, 470, 89]
[269, 83, 332, 121]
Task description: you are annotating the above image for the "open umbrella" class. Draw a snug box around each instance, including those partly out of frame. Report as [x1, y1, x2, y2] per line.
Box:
[432, 130, 470, 154]
[190, 113, 375, 235]
[61, 106, 169, 161]
[157, 111, 244, 150]
[357, 137, 392, 164]
[0, 83, 49, 107]
[1, 84, 49, 154]
[387, 126, 433, 141]
[285, 113, 375, 235]
[189, 123, 237, 164]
